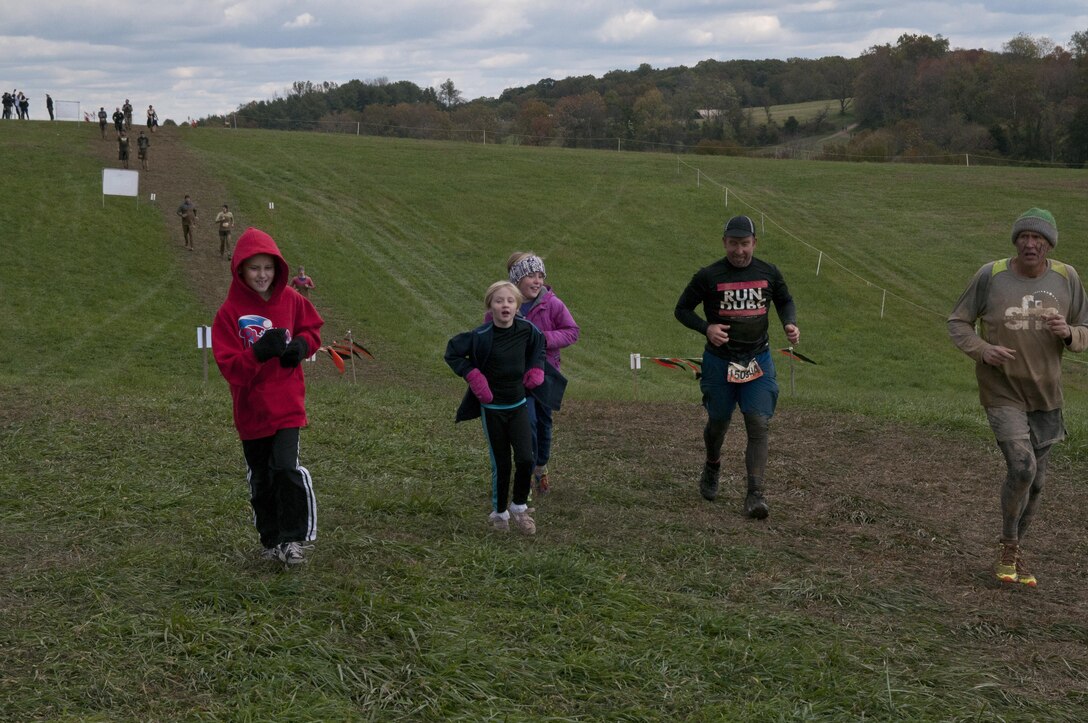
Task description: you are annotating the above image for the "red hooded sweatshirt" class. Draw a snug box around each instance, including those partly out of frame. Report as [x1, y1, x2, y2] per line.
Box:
[213, 228, 324, 440]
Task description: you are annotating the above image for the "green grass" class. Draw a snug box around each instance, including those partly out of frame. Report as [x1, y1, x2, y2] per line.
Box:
[754, 98, 855, 128]
[180, 127, 1088, 442]
[4, 122, 1088, 720]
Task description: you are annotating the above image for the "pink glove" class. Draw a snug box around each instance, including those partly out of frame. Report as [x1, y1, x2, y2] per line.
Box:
[466, 368, 493, 403]
[523, 367, 544, 389]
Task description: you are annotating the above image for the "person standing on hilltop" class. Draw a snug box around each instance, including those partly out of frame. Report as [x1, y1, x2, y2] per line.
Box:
[122, 99, 133, 130]
[46, 94, 54, 121]
[674, 214, 800, 520]
[98, 106, 108, 139]
[949, 208, 1088, 588]
[147, 105, 158, 132]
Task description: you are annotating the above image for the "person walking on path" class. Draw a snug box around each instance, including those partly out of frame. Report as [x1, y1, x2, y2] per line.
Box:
[674, 214, 800, 519]
[136, 130, 150, 171]
[117, 130, 130, 169]
[496, 252, 578, 497]
[98, 106, 108, 139]
[445, 281, 548, 535]
[177, 195, 198, 251]
[948, 208, 1088, 587]
[290, 266, 315, 298]
[214, 204, 236, 258]
[212, 228, 324, 565]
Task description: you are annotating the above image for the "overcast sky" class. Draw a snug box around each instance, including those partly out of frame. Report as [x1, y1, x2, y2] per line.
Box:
[3, 1, 1086, 122]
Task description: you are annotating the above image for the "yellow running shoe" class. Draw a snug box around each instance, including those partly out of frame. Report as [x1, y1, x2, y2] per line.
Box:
[1015, 551, 1037, 587]
[995, 543, 1018, 584]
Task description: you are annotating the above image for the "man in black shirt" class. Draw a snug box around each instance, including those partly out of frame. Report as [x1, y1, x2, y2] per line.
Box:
[674, 215, 800, 518]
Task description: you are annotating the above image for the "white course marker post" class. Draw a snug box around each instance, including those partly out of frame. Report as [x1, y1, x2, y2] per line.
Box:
[630, 353, 641, 400]
[197, 325, 213, 383]
[346, 330, 358, 384]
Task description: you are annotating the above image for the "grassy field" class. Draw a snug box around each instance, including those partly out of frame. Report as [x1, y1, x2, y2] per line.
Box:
[4, 121, 1088, 720]
[754, 99, 854, 128]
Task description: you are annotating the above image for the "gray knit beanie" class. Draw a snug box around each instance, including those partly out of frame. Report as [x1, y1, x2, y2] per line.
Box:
[1011, 208, 1058, 247]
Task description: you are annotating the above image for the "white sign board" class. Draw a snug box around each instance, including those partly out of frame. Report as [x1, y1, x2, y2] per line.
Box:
[196, 326, 213, 349]
[102, 169, 139, 198]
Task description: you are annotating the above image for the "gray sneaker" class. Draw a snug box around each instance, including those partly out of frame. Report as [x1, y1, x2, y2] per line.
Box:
[744, 491, 769, 519]
[699, 464, 720, 501]
[277, 541, 306, 565]
[260, 547, 279, 561]
[488, 511, 510, 532]
[509, 509, 537, 535]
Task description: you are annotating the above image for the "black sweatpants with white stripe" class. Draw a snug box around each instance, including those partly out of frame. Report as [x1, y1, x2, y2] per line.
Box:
[242, 427, 316, 549]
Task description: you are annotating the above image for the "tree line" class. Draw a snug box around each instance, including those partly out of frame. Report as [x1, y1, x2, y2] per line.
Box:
[207, 30, 1088, 165]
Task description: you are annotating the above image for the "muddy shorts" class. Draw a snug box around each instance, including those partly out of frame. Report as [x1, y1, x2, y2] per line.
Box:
[700, 348, 778, 421]
[985, 406, 1065, 447]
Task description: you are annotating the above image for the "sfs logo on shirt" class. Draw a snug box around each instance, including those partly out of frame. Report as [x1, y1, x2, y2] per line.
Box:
[1005, 292, 1060, 331]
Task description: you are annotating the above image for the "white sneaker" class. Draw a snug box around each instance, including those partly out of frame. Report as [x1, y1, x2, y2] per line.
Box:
[489, 511, 509, 532]
[260, 547, 279, 561]
[277, 541, 307, 565]
[509, 509, 536, 535]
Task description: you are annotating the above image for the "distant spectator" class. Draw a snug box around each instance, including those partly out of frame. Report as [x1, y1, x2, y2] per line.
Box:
[117, 130, 130, 169]
[18, 92, 29, 120]
[112, 107, 124, 134]
[98, 106, 108, 139]
[1, 92, 12, 119]
[290, 266, 315, 298]
[122, 99, 133, 130]
[136, 130, 150, 171]
[46, 94, 54, 121]
[176, 195, 197, 251]
[214, 204, 235, 258]
[147, 105, 158, 133]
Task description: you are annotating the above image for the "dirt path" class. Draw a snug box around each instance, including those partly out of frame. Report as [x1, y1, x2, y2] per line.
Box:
[559, 399, 1088, 699]
[91, 123, 237, 313]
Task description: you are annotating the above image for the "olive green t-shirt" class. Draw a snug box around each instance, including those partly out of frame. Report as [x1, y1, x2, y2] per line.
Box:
[948, 258, 1088, 411]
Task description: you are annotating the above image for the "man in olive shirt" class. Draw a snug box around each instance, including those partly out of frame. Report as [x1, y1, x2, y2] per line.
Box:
[949, 208, 1088, 587]
[177, 195, 197, 251]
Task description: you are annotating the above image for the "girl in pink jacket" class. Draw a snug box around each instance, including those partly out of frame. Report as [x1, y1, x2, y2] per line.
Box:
[506, 252, 579, 495]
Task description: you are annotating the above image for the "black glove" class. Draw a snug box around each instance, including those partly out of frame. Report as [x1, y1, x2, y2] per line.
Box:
[252, 328, 287, 361]
[280, 337, 310, 367]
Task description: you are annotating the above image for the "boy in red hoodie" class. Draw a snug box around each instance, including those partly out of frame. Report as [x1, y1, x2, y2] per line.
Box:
[212, 228, 324, 565]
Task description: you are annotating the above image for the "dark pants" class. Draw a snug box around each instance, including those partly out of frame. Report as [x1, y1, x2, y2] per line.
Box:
[481, 403, 533, 512]
[525, 396, 554, 468]
[241, 428, 317, 548]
